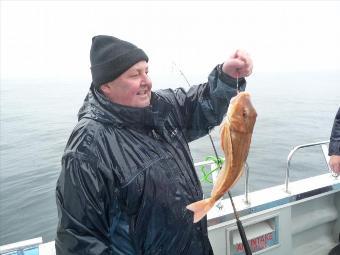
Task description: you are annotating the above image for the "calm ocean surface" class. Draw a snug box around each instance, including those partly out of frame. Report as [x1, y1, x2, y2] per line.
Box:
[1, 72, 339, 245]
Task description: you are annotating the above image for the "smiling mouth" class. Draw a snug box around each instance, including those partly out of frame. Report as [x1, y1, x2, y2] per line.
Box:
[137, 90, 148, 96]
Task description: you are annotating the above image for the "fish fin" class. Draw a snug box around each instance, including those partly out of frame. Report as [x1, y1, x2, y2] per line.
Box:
[220, 121, 233, 162]
[186, 198, 214, 223]
[211, 121, 234, 198]
[226, 124, 233, 162]
[211, 165, 227, 197]
[220, 123, 225, 151]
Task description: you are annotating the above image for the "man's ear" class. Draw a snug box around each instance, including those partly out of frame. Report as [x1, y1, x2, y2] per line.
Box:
[100, 83, 110, 95]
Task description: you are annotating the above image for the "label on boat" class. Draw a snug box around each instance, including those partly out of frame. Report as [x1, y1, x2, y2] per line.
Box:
[0, 237, 42, 255]
[234, 232, 275, 254]
[227, 216, 279, 255]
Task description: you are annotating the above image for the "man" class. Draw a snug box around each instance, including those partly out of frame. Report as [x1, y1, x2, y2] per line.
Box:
[55, 35, 253, 254]
[329, 107, 340, 175]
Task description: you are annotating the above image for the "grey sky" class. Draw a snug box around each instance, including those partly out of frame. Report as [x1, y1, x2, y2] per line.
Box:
[1, 1, 340, 88]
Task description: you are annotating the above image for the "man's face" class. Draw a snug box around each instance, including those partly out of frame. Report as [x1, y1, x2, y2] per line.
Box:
[101, 60, 152, 108]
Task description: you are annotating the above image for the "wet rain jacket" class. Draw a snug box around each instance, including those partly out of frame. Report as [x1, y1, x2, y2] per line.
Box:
[329, 107, 340, 156]
[56, 66, 246, 255]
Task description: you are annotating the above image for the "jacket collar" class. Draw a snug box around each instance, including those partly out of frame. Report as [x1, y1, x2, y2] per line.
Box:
[78, 86, 172, 130]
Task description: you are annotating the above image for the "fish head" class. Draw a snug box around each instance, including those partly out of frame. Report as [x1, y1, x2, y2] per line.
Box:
[226, 92, 257, 133]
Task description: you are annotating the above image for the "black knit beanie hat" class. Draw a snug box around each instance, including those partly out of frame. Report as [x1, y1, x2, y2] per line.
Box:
[90, 35, 149, 88]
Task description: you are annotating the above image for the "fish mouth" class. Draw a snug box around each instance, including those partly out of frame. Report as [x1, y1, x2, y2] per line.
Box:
[230, 92, 252, 106]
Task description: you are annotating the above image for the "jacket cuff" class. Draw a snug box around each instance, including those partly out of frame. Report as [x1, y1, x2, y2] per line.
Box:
[217, 64, 246, 91]
[208, 65, 247, 99]
[329, 139, 340, 156]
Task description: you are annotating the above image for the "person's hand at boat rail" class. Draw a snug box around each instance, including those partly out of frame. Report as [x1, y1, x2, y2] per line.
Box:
[222, 49, 253, 78]
[328, 107, 340, 175]
[329, 155, 340, 174]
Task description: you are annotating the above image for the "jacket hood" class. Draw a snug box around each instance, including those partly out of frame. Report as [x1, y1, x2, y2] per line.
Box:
[78, 85, 171, 130]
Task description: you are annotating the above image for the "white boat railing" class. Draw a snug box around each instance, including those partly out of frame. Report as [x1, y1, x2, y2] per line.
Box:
[0, 237, 42, 254]
[195, 140, 336, 206]
[194, 158, 250, 204]
[285, 140, 335, 193]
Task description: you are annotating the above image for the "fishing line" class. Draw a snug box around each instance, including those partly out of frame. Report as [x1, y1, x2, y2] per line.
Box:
[236, 74, 239, 92]
[174, 62, 252, 255]
[236, 68, 241, 93]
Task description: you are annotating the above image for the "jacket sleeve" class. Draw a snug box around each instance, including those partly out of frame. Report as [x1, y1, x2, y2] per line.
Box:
[171, 64, 246, 142]
[329, 107, 340, 156]
[55, 152, 117, 255]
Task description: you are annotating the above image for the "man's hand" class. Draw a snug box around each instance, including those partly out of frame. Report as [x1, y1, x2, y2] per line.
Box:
[222, 50, 253, 78]
[329, 155, 340, 174]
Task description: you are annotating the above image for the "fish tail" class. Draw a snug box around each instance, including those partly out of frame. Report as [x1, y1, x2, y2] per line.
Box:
[186, 198, 215, 223]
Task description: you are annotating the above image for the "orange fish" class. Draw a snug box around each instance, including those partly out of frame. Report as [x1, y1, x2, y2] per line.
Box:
[187, 92, 257, 223]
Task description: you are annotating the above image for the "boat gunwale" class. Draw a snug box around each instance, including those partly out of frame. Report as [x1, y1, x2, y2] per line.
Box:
[207, 173, 340, 228]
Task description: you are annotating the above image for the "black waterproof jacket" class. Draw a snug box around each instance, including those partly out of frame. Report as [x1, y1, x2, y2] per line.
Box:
[329, 107, 340, 156]
[55, 66, 246, 255]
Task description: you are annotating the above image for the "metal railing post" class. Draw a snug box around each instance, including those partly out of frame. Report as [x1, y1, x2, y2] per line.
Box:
[285, 140, 330, 193]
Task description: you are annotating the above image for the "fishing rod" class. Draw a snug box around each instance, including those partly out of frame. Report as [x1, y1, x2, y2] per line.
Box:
[173, 62, 252, 255]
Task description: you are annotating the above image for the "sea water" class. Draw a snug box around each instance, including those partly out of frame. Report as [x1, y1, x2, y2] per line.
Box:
[0, 71, 339, 245]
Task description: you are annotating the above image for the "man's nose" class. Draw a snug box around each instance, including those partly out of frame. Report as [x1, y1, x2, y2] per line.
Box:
[142, 73, 152, 86]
